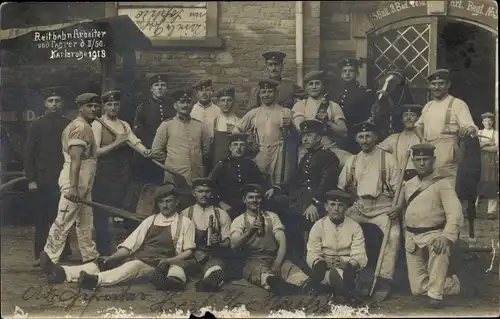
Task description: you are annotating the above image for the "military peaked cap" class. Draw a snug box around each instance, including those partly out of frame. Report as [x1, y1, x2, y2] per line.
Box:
[148, 74, 168, 87]
[154, 184, 177, 201]
[102, 90, 121, 103]
[193, 79, 213, 90]
[411, 144, 436, 157]
[339, 58, 361, 70]
[401, 103, 423, 115]
[481, 112, 494, 119]
[192, 177, 214, 189]
[300, 120, 325, 135]
[353, 120, 378, 134]
[215, 86, 235, 98]
[40, 86, 69, 100]
[258, 79, 280, 90]
[427, 69, 450, 81]
[325, 189, 353, 204]
[76, 93, 101, 106]
[228, 133, 248, 144]
[242, 183, 265, 196]
[172, 87, 195, 101]
[262, 51, 286, 63]
[303, 70, 325, 83]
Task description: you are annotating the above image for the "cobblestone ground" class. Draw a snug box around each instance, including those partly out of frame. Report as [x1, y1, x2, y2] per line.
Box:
[1, 216, 499, 318]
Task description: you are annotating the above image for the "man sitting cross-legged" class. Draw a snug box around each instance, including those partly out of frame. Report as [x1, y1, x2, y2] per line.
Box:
[40, 185, 195, 291]
[230, 184, 316, 295]
[307, 189, 367, 304]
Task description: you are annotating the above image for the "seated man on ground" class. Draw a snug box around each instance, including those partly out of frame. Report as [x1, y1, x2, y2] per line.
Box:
[40, 185, 195, 291]
[230, 184, 316, 295]
[307, 189, 367, 304]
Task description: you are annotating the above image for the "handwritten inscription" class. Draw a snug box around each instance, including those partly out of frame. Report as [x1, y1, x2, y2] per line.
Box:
[371, 1, 427, 22]
[119, 7, 207, 38]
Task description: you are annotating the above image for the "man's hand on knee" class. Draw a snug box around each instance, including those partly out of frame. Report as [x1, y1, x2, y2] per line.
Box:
[430, 236, 450, 254]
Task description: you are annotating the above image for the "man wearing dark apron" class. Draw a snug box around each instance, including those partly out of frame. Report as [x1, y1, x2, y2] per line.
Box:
[91, 90, 152, 256]
[180, 178, 233, 291]
[40, 184, 196, 291]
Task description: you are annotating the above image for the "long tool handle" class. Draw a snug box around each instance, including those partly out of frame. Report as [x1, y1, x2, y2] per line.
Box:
[78, 199, 144, 222]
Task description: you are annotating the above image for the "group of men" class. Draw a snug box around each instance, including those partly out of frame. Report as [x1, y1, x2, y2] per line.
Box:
[24, 49, 487, 309]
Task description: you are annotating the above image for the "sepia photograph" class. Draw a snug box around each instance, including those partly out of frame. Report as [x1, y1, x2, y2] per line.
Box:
[0, 1, 498, 318]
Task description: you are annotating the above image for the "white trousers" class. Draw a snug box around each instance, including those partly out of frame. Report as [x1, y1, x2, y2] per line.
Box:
[44, 161, 99, 263]
[406, 245, 460, 300]
[62, 260, 187, 287]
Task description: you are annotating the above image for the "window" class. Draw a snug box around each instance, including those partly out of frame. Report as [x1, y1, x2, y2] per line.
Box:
[116, 2, 222, 48]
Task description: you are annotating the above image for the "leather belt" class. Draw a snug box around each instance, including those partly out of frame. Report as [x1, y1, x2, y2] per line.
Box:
[360, 195, 378, 200]
[406, 223, 446, 234]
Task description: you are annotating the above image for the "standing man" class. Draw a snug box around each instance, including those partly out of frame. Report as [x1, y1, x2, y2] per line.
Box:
[151, 88, 211, 186]
[333, 59, 375, 154]
[379, 104, 422, 181]
[415, 69, 477, 187]
[402, 144, 462, 309]
[230, 184, 315, 295]
[338, 121, 401, 299]
[210, 87, 240, 164]
[266, 120, 341, 260]
[191, 79, 221, 125]
[180, 178, 232, 291]
[307, 189, 367, 304]
[234, 79, 296, 185]
[292, 70, 352, 166]
[41, 93, 101, 266]
[248, 51, 306, 110]
[91, 90, 152, 256]
[133, 74, 175, 185]
[210, 133, 268, 219]
[24, 86, 72, 267]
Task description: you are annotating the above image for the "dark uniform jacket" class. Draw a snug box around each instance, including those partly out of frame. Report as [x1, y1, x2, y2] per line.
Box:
[332, 81, 374, 134]
[133, 97, 176, 148]
[23, 112, 70, 187]
[209, 156, 269, 206]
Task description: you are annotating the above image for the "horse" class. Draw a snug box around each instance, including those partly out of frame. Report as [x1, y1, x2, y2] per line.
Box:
[370, 70, 415, 139]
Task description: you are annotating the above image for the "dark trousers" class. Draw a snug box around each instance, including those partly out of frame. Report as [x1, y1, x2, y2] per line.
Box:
[32, 185, 71, 260]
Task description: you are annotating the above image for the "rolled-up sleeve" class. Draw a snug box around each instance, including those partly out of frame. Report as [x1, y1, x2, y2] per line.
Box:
[151, 122, 169, 161]
[68, 123, 88, 148]
[91, 121, 102, 147]
[117, 216, 154, 254]
[292, 100, 306, 130]
[269, 212, 285, 234]
[233, 109, 255, 133]
[124, 121, 142, 146]
[306, 220, 324, 267]
[230, 215, 245, 239]
[454, 100, 478, 131]
[181, 218, 196, 252]
[349, 221, 368, 269]
[440, 181, 464, 243]
[218, 210, 232, 241]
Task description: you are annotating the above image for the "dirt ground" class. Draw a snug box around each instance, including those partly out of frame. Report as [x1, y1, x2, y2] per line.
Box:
[1, 217, 499, 318]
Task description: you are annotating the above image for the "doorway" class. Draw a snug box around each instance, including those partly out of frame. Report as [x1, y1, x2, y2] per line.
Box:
[437, 20, 496, 126]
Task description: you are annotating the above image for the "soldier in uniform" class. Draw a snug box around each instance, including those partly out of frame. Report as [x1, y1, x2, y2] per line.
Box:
[401, 144, 462, 309]
[233, 79, 296, 185]
[333, 59, 375, 154]
[209, 133, 269, 219]
[191, 79, 221, 126]
[180, 178, 232, 291]
[91, 90, 152, 256]
[133, 74, 175, 185]
[210, 86, 240, 164]
[415, 69, 477, 187]
[292, 70, 352, 166]
[266, 120, 341, 260]
[40, 93, 101, 267]
[230, 184, 315, 295]
[379, 104, 422, 181]
[151, 88, 211, 186]
[24, 86, 72, 267]
[307, 189, 367, 304]
[338, 121, 401, 300]
[248, 51, 306, 110]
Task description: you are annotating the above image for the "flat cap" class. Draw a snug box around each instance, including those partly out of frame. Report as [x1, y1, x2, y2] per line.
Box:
[101, 90, 120, 103]
[411, 143, 436, 157]
[192, 177, 214, 189]
[154, 184, 176, 201]
[228, 133, 248, 144]
[481, 112, 495, 119]
[300, 120, 325, 135]
[353, 120, 378, 134]
[148, 74, 169, 87]
[172, 87, 195, 101]
[242, 183, 265, 196]
[40, 86, 69, 100]
[325, 189, 353, 204]
[76, 93, 101, 105]
[303, 70, 325, 83]
[262, 51, 286, 62]
[400, 103, 423, 115]
[258, 79, 280, 90]
[339, 58, 361, 70]
[427, 69, 450, 81]
[193, 79, 213, 90]
[215, 86, 235, 98]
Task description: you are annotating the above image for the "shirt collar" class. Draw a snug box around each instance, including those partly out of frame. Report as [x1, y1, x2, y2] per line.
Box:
[176, 114, 191, 122]
[154, 212, 178, 225]
[194, 203, 213, 212]
[196, 101, 213, 109]
[326, 216, 345, 227]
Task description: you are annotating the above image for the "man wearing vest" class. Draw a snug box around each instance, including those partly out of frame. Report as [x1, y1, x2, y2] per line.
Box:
[180, 178, 232, 291]
[307, 189, 367, 304]
[210, 87, 240, 164]
[379, 104, 423, 181]
[338, 121, 401, 300]
[292, 70, 352, 167]
[399, 144, 462, 309]
[230, 184, 316, 295]
[209, 133, 269, 219]
[91, 90, 152, 256]
[266, 120, 341, 261]
[415, 69, 477, 187]
[40, 185, 195, 290]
